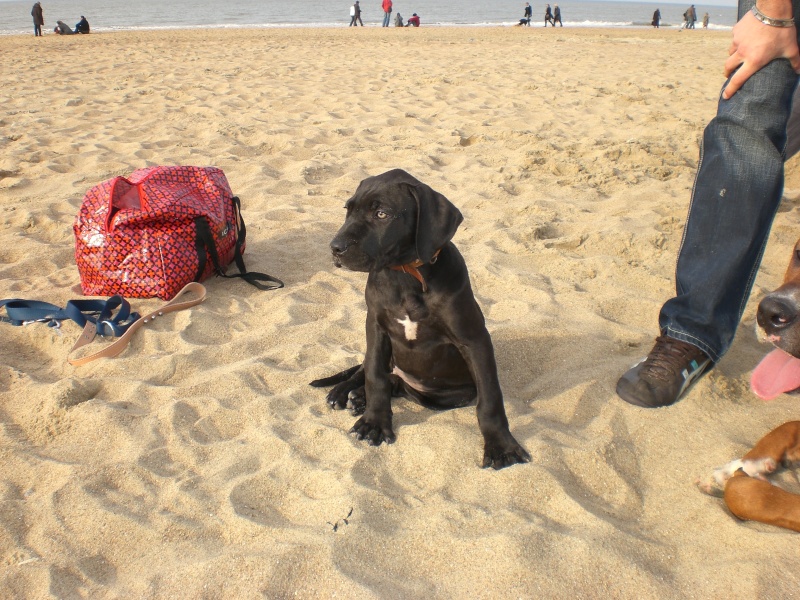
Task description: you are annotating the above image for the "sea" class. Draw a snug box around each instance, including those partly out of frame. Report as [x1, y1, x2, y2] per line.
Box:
[0, 0, 738, 36]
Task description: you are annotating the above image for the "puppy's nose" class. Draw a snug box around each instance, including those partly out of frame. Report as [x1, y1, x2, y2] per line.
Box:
[330, 238, 350, 255]
[757, 295, 799, 333]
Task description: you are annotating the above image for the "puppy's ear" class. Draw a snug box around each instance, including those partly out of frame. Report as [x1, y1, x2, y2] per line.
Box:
[407, 182, 463, 263]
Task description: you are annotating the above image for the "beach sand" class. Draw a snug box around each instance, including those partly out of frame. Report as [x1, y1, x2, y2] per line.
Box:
[1, 27, 799, 598]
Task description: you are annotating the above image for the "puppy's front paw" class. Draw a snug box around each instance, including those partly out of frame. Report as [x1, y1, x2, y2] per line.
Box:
[482, 434, 531, 470]
[349, 415, 396, 446]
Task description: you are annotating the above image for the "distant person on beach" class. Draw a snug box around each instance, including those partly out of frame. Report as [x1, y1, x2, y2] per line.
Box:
[406, 13, 420, 27]
[349, 1, 363, 26]
[687, 4, 697, 28]
[652, 8, 661, 27]
[382, 0, 392, 27]
[394, 12, 403, 26]
[616, 0, 800, 409]
[544, 4, 554, 26]
[54, 20, 75, 34]
[702, 12, 709, 28]
[524, 2, 532, 25]
[75, 15, 90, 33]
[31, 2, 44, 36]
[553, 4, 563, 26]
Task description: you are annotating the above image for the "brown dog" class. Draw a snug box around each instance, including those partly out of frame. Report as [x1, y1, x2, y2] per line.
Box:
[697, 239, 800, 532]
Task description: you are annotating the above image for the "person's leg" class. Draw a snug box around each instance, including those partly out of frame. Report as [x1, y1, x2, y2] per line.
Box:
[618, 0, 800, 407]
[660, 60, 798, 362]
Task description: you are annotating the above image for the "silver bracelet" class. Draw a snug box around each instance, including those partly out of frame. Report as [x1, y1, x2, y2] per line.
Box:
[751, 5, 795, 27]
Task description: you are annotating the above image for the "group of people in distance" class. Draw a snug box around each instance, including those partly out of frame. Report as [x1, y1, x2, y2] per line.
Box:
[519, 3, 562, 27]
[351, 0, 420, 27]
[651, 6, 710, 29]
[31, 2, 90, 35]
[55, 16, 90, 35]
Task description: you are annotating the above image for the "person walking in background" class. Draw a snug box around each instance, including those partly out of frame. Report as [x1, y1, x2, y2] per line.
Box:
[31, 2, 44, 36]
[553, 4, 563, 26]
[544, 4, 554, 26]
[702, 12, 709, 28]
[616, 0, 800, 408]
[349, 1, 363, 26]
[652, 8, 661, 27]
[524, 2, 532, 25]
[687, 4, 697, 28]
[382, 0, 392, 27]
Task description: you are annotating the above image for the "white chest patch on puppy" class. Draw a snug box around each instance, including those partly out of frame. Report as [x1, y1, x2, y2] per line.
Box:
[396, 315, 418, 341]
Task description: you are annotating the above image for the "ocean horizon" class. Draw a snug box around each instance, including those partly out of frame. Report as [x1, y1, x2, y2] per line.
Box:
[1, 0, 738, 35]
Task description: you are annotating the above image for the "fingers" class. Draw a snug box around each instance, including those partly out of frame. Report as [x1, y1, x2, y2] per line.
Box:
[791, 52, 800, 73]
[722, 61, 756, 99]
[723, 52, 742, 78]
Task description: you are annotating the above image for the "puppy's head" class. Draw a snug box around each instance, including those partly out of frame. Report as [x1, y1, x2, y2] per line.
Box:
[330, 169, 463, 272]
[752, 238, 800, 400]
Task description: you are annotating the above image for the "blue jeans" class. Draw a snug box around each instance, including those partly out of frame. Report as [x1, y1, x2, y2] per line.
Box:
[659, 0, 800, 362]
[383, 11, 391, 27]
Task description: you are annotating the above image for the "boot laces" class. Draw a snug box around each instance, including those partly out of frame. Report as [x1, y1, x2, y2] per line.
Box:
[641, 336, 704, 382]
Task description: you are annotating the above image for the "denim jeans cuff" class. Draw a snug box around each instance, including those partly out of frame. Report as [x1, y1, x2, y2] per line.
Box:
[662, 327, 719, 363]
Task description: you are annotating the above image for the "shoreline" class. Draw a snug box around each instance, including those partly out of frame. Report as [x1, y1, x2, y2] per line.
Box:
[0, 21, 734, 37]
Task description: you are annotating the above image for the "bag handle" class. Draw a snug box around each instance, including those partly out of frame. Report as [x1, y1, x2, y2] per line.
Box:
[194, 196, 284, 291]
[68, 282, 206, 366]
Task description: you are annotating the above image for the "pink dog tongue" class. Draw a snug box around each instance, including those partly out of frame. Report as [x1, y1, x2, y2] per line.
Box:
[751, 348, 800, 401]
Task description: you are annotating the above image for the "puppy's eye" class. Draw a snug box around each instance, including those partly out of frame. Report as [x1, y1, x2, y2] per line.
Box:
[375, 210, 389, 220]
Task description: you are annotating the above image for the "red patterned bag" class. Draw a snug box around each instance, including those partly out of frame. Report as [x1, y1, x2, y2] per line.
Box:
[74, 166, 283, 300]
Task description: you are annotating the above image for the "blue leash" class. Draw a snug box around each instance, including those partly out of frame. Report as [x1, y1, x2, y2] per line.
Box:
[0, 295, 140, 337]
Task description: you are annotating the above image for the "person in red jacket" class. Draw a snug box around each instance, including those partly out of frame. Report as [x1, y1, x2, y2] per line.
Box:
[382, 0, 393, 27]
[406, 13, 420, 27]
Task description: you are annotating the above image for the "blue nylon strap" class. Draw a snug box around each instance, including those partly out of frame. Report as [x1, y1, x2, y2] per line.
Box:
[1, 296, 140, 337]
[0, 299, 70, 327]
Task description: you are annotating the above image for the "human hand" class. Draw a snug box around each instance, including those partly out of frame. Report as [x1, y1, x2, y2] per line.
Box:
[723, 10, 800, 99]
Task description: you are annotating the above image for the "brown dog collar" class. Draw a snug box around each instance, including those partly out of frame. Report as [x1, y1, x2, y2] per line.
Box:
[390, 249, 441, 292]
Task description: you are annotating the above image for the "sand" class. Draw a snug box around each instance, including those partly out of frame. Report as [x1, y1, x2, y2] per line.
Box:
[1, 27, 799, 599]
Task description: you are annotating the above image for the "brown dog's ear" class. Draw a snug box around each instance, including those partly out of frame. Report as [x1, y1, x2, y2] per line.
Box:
[407, 182, 464, 264]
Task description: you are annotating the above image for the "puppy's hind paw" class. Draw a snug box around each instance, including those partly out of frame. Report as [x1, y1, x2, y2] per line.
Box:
[695, 475, 725, 497]
[346, 388, 366, 415]
[326, 389, 349, 410]
[482, 438, 531, 470]
[326, 383, 364, 411]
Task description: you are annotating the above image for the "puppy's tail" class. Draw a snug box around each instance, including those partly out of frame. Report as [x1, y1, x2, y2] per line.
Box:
[309, 364, 362, 388]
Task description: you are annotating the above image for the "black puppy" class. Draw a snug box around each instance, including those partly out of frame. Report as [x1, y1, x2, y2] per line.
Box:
[311, 169, 530, 469]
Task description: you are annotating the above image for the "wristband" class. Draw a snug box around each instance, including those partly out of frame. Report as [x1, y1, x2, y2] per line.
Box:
[751, 5, 795, 27]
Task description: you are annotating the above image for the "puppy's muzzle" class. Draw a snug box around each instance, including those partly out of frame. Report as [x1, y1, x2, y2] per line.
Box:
[330, 237, 353, 268]
[757, 294, 800, 336]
